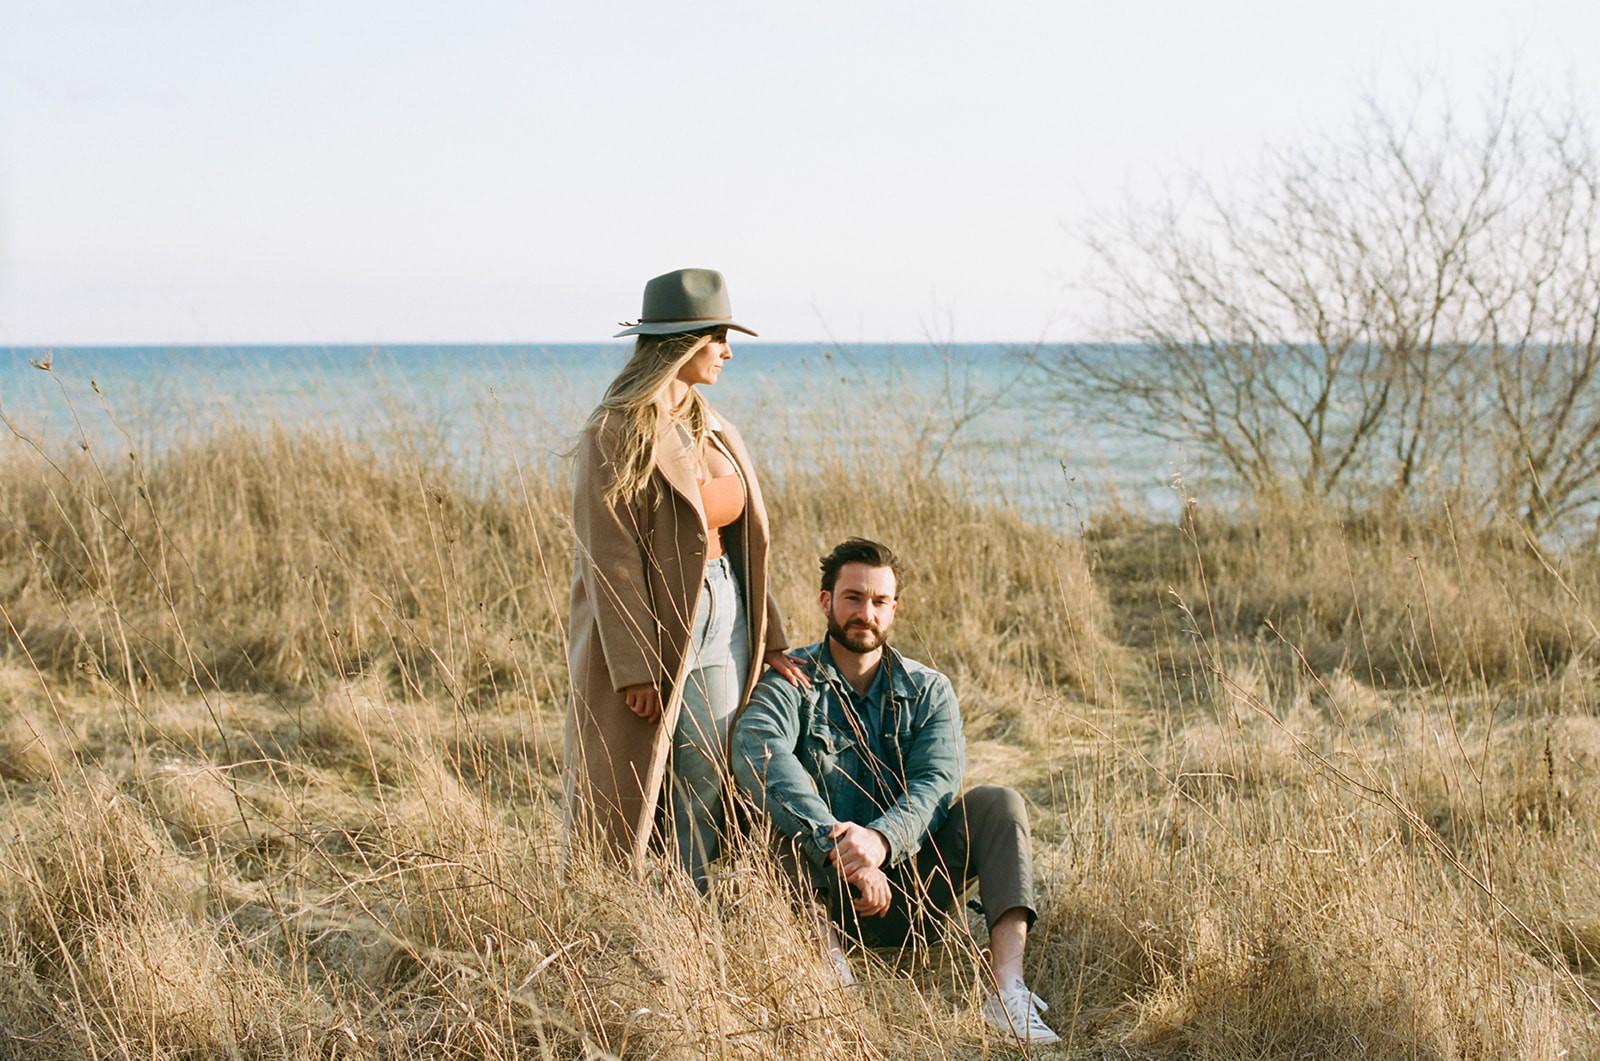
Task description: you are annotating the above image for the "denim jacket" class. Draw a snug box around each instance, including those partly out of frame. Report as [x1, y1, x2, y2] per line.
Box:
[732, 640, 965, 868]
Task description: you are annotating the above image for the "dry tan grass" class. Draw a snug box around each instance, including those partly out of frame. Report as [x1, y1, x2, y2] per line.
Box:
[0, 713, 57, 784]
[2, 414, 1599, 1058]
[0, 664, 63, 783]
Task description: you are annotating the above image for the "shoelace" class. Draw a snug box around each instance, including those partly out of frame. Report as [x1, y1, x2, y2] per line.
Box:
[994, 987, 1053, 1035]
[995, 984, 1049, 1012]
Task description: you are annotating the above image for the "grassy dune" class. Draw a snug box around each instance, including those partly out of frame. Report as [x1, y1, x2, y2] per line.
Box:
[2, 418, 1599, 1058]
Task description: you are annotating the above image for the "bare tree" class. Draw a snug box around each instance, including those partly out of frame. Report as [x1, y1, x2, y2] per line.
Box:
[1469, 114, 1600, 527]
[1039, 80, 1600, 530]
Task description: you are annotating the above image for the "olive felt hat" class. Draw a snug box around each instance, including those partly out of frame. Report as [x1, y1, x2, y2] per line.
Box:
[613, 268, 758, 338]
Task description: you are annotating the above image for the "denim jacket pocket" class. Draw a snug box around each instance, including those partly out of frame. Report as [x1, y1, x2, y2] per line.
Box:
[801, 713, 846, 782]
[804, 715, 841, 754]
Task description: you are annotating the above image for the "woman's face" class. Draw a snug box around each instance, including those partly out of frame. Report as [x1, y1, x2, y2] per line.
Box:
[674, 329, 732, 388]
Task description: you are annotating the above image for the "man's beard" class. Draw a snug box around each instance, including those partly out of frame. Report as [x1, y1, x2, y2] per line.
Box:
[826, 612, 887, 654]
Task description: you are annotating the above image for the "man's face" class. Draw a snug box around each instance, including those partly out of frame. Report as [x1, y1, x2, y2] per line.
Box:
[821, 562, 898, 654]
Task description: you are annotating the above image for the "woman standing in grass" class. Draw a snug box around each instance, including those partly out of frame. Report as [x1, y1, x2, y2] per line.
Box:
[565, 268, 804, 890]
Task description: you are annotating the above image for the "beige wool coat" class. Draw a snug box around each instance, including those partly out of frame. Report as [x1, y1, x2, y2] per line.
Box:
[565, 396, 789, 869]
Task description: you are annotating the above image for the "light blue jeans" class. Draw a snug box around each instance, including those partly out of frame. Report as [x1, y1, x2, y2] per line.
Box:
[672, 555, 751, 891]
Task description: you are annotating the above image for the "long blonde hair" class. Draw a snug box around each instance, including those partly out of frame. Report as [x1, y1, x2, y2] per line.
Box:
[589, 331, 715, 510]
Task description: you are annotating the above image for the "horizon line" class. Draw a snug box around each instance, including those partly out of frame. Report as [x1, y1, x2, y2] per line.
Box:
[0, 338, 1096, 350]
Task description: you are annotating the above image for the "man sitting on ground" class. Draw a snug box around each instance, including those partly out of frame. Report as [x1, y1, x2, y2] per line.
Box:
[731, 538, 1059, 1045]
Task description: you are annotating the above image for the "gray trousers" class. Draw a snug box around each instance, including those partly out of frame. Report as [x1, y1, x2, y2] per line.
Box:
[778, 784, 1037, 948]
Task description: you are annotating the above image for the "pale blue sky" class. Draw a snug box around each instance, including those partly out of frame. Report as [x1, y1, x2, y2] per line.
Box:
[2, 1, 1597, 343]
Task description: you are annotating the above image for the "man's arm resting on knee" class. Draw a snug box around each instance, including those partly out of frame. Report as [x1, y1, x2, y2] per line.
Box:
[827, 821, 890, 878]
[732, 673, 840, 866]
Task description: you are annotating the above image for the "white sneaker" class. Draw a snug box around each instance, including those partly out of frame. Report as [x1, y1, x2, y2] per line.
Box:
[828, 951, 858, 989]
[980, 982, 1060, 1045]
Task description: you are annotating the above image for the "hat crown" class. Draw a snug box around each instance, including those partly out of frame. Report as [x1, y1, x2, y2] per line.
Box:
[640, 268, 731, 323]
[613, 267, 757, 338]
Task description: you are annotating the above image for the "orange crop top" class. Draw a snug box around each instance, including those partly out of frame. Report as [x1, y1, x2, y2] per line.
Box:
[699, 474, 745, 559]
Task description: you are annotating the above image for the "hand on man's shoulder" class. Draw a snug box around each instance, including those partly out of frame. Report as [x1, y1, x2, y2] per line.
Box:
[754, 645, 817, 698]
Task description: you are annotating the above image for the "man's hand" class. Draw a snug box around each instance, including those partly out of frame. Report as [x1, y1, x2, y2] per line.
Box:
[849, 866, 892, 918]
[622, 683, 661, 722]
[828, 822, 889, 877]
[763, 650, 813, 689]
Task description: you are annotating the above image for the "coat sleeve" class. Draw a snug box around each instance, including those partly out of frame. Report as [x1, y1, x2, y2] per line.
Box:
[764, 594, 790, 654]
[572, 421, 660, 692]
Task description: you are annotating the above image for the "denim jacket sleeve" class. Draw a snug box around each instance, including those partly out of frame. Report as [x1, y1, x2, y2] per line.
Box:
[864, 672, 965, 866]
[731, 672, 841, 867]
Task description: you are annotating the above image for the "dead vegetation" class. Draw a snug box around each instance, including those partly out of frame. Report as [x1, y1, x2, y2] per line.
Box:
[2, 412, 1599, 1058]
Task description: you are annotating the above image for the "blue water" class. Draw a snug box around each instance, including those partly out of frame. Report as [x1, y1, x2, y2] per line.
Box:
[0, 344, 1198, 519]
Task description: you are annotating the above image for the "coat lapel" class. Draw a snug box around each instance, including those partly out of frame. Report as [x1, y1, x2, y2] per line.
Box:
[652, 401, 707, 527]
[629, 395, 709, 870]
[709, 416, 768, 538]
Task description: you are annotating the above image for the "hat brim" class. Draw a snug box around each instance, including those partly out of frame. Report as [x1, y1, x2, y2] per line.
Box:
[613, 319, 758, 338]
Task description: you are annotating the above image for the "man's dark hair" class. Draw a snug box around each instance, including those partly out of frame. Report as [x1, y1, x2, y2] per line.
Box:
[819, 538, 902, 593]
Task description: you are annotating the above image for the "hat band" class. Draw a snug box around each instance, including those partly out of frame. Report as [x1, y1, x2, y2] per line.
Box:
[638, 315, 731, 323]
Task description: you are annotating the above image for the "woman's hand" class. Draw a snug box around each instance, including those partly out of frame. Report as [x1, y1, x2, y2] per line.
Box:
[763, 650, 812, 689]
[622, 683, 661, 722]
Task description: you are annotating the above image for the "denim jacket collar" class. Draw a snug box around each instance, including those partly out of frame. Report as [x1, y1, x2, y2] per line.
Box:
[801, 640, 919, 706]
